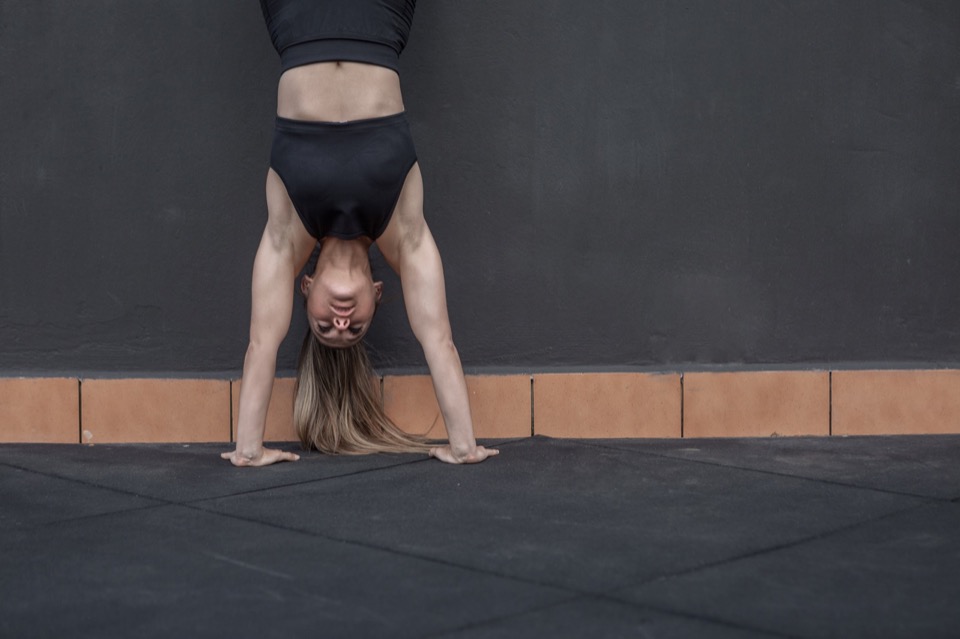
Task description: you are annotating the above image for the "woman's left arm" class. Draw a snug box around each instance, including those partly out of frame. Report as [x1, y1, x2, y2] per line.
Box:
[396, 222, 498, 464]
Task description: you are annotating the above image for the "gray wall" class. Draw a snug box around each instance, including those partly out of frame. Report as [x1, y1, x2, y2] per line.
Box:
[1, 1, 958, 375]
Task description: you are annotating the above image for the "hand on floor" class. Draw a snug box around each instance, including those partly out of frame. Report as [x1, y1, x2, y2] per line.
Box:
[220, 447, 300, 467]
[429, 445, 499, 464]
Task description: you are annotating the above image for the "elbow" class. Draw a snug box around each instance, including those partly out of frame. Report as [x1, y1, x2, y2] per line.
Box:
[245, 337, 280, 360]
[420, 332, 458, 359]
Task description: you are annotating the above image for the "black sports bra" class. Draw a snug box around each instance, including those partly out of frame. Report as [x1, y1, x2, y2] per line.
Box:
[260, 0, 417, 73]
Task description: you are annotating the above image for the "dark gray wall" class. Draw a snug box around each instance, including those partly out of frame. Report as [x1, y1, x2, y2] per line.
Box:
[2, 1, 958, 375]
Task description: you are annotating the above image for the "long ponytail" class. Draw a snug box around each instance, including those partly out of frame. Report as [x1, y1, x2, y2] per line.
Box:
[294, 331, 431, 454]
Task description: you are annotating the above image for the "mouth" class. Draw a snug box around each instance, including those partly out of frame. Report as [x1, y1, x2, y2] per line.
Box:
[331, 304, 355, 315]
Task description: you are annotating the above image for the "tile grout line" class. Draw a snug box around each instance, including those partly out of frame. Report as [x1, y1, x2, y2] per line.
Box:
[530, 375, 535, 437]
[679, 372, 685, 438]
[418, 592, 799, 639]
[593, 597, 803, 639]
[0, 460, 174, 504]
[77, 378, 83, 445]
[598, 500, 939, 596]
[229, 380, 235, 444]
[416, 595, 588, 639]
[828, 370, 833, 436]
[185, 457, 440, 503]
[39, 502, 173, 529]
[0, 448, 443, 511]
[576, 439, 954, 502]
[185, 499, 588, 597]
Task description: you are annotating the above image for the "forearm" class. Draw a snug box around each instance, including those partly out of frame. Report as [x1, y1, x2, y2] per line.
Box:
[234, 342, 279, 458]
[423, 338, 476, 455]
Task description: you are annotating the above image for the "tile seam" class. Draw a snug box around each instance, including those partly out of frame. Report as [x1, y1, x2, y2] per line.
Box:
[530, 375, 535, 437]
[828, 370, 833, 436]
[599, 501, 937, 593]
[417, 594, 587, 639]
[77, 378, 83, 445]
[37, 502, 172, 529]
[229, 380, 235, 444]
[185, 456, 435, 504]
[575, 439, 952, 502]
[679, 372, 685, 438]
[0, 460, 176, 504]
[184, 501, 585, 596]
[595, 596, 802, 639]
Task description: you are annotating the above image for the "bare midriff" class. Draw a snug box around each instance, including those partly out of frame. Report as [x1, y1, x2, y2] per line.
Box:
[276, 61, 405, 122]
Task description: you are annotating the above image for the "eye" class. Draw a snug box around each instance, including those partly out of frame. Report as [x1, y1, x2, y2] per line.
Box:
[349, 326, 363, 335]
[316, 323, 332, 334]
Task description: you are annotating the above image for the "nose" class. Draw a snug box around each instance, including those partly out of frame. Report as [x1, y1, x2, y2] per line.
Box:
[333, 317, 350, 330]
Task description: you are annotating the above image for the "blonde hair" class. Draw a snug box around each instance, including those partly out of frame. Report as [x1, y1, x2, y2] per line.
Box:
[294, 331, 431, 454]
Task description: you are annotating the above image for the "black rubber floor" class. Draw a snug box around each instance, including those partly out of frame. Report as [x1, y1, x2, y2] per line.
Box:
[1, 435, 958, 638]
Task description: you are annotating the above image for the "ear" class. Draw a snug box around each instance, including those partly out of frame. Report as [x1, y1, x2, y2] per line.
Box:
[300, 274, 313, 298]
[373, 280, 384, 304]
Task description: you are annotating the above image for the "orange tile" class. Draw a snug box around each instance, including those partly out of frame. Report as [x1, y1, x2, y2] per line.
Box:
[81, 379, 230, 443]
[533, 373, 680, 438]
[384, 375, 531, 439]
[0, 378, 79, 443]
[231, 378, 298, 443]
[683, 371, 829, 438]
[833, 370, 960, 435]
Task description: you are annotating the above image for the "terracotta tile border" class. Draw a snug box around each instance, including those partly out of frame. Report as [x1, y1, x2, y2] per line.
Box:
[1, 370, 959, 443]
[80, 378, 231, 443]
[533, 373, 681, 438]
[832, 370, 960, 436]
[683, 371, 829, 438]
[0, 378, 80, 443]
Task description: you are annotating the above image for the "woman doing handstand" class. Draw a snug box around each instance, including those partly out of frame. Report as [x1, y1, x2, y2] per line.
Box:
[222, 0, 498, 467]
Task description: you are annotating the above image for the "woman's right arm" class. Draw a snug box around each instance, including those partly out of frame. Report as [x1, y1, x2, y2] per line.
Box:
[222, 171, 314, 467]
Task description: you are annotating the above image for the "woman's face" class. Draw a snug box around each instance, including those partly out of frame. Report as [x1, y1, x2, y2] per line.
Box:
[301, 271, 383, 348]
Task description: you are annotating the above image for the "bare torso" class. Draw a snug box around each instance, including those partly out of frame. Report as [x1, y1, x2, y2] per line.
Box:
[276, 61, 405, 122]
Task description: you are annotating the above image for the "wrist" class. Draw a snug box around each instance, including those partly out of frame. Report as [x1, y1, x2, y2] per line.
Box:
[449, 440, 477, 460]
[236, 445, 263, 461]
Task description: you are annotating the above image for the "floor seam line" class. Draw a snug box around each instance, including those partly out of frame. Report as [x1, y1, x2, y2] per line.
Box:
[0, 439, 532, 508]
[183, 501, 585, 596]
[601, 500, 938, 593]
[576, 440, 952, 502]
[35, 502, 173, 528]
[416, 594, 586, 639]
[185, 457, 436, 504]
[0, 460, 173, 503]
[419, 591, 799, 639]
[597, 596, 803, 639]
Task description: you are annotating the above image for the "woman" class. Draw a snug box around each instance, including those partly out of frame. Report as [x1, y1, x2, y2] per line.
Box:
[221, 0, 498, 467]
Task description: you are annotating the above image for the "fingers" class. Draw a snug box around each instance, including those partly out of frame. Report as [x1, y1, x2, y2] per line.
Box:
[220, 449, 299, 466]
[428, 445, 500, 464]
